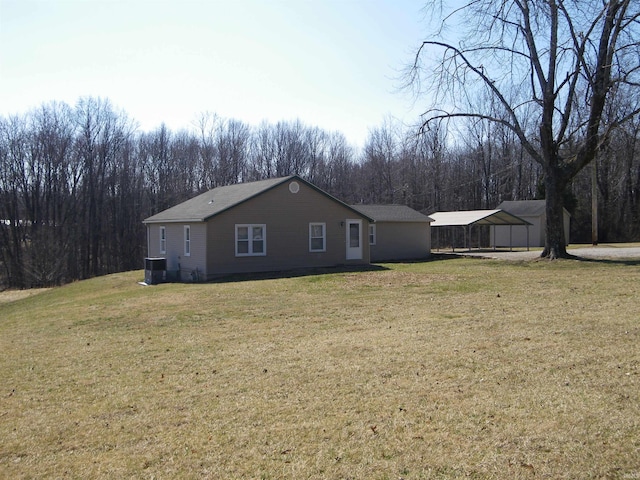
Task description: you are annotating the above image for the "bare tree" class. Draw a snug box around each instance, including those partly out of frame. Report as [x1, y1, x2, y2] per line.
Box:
[304, 126, 328, 186]
[24, 103, 77, 285]
[316, 132, 356, 201]
[249, 121, 277, 180]
[0, 115, 29, 287]
[409, 0, 640, 258]
[215, 119, 250, 185]
[74, 97, 134, 277]
[360, 120, 403, 203]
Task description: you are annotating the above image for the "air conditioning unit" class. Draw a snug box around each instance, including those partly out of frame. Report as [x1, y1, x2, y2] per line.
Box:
[144, 257, 166, 285]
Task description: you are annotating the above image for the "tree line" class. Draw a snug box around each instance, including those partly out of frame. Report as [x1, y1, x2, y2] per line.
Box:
[1, 97, 639, 288]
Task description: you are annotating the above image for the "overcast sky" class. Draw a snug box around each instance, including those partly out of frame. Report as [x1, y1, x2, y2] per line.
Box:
[0, 0, 431, 148]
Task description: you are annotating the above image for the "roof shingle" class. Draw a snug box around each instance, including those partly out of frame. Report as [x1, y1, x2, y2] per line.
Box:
[351, 204, 432, 223]
[497, 200, 546, 217]
[144, 176, 291, 223]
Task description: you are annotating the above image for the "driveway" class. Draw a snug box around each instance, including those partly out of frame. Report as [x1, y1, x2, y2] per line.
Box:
[441, 245, 640, 261]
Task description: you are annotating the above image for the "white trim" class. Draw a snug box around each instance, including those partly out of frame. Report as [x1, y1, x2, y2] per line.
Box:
[160, 226, 166, 254]
[184, 225, 191, 256]
[346, 219, 363, 260]
[235, 224, 266, 256]
[309, 222, 326, 252]
[369, 224, 376, 245]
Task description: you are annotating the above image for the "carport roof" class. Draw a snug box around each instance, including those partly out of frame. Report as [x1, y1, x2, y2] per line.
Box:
[429, 209, 531, 227]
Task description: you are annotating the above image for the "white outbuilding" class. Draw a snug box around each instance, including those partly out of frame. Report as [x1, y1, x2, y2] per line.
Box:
[493, 200, 570, 248]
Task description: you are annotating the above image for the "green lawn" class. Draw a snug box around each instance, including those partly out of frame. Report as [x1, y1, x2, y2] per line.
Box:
[1, 256, 639, 479]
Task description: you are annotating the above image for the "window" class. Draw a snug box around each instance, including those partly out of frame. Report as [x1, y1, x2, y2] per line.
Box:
[309, 223, 326, 252]
[184, 225, 191, 256]
[160, 226, 166, 254]
[236, 224, 266, 256]
[369, 224, 376, 245]
[349, 222, 360, 247]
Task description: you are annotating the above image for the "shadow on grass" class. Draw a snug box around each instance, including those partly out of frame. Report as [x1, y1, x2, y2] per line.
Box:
[378, 253, 465, 264]
[162, 251, 640, 286]
[564, 254, 640, 266]
[430, 246, 640, 266]
[207, 254, 495, 284]
[182, 254, 465, 285]
[208, 263, 391, 284]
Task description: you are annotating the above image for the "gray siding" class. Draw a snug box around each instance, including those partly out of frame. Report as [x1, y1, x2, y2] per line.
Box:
[147, 222, 207, 281]
[370, 222, 431, 262]
[205, 180, 370, 277]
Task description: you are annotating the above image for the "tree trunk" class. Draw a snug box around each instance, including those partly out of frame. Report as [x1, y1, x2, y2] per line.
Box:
[541, 169, 568, 259]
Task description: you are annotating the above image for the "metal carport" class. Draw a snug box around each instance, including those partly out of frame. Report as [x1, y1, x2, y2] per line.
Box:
[429, 209, 532, 251]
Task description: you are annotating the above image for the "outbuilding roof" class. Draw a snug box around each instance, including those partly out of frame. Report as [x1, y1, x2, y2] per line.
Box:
[143, 175, 374, 224]
[351, 204, 433, 223]
[497, 199, 571, 218]
[429, 209, 531, 227]
[497, 200, 546, 216]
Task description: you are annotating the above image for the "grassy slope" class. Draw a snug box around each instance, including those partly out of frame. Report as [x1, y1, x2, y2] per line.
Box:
[1, 257, 639, 479]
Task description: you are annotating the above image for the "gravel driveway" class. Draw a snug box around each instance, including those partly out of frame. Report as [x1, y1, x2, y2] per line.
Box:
[442, 245, 640, 261]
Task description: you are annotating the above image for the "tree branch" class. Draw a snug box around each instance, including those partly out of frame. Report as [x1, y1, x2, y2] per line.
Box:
[418, 109, 542, 164]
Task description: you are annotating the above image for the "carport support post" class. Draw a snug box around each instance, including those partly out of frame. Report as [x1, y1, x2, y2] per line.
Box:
[451, 226, 455, 252]
[509, 225, 513, 252]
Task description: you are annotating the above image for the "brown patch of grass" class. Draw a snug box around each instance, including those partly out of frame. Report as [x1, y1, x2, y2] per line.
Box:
[0, 288, 50, 305]
[1, 260, 639, 479]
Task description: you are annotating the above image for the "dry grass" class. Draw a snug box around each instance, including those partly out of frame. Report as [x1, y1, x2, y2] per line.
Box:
[0, 288, 50, 305]
[1, 257, 639, 479]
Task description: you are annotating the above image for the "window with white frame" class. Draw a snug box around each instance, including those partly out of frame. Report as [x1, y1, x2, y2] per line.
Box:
[369, 224, 376, 245]
[184, 225, 191, 256]
[160, 226, 166, 254]
[309, 223, 326, 252]
[235, 224, 266, 256]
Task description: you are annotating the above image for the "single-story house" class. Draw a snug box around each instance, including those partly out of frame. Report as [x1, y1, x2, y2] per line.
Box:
[351, 205, 432, 262]
[143, 175, 374, 281]
[492, 200, 570, 247]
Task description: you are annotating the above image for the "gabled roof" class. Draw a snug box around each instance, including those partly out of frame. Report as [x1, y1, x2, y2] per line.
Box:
[497, 200, 571, 218]
[429, 209, 531, 227]
[143, 175, 373, 224]
[351, 204, 433, 223]
[497, 200, 546, 217]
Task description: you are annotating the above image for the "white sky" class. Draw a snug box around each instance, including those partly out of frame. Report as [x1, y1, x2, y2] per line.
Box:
[0, 0, 430, 148]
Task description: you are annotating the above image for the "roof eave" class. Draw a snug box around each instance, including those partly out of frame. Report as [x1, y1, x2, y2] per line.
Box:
[143, 175, 374, 224]
[143, 217, 206, 224]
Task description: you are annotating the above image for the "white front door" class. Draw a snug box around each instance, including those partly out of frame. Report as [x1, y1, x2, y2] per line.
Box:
[346, 219, 362, 260]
